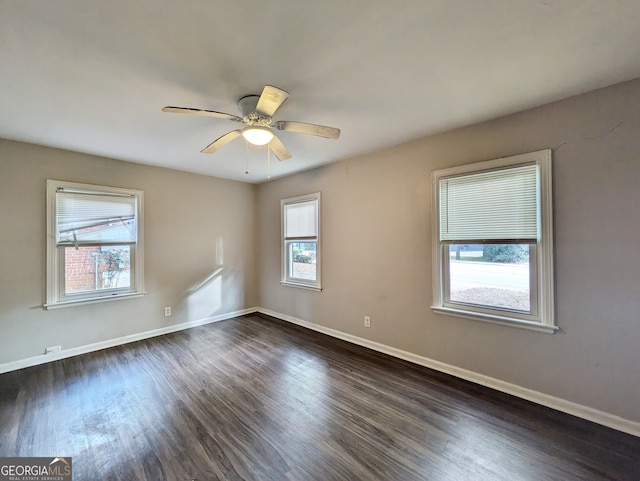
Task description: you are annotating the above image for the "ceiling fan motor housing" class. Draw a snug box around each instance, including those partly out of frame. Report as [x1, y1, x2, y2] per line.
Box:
[238, 95, 266, 122]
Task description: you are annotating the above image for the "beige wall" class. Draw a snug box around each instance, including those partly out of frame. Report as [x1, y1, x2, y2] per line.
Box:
[1, 78, 639, 425]
[256, 78, 640, 423]
[0, 140, 257, 365]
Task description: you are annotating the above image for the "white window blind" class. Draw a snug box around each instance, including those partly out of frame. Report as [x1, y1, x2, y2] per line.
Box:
[284, 200, 317, 239]
[439, 164, 538, 242]
[56, 190, 137, 245]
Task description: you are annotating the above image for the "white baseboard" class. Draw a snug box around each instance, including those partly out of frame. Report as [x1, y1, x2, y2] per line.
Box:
[257, 307, 640, 438]
[0, 307, 258, 375]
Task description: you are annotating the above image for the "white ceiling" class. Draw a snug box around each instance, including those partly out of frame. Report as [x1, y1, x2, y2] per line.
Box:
[2, 1, 640, 183]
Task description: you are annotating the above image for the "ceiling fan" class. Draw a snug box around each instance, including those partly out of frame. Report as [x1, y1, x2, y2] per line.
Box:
[162, 85, 340, 161]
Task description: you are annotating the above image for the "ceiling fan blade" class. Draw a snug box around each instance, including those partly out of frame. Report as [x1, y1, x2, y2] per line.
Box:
[162, 106, 243, 122]
[269, 135, 292, 161]
[255, 85, 289, 117]
[201, 130, 242, 154]
[274, 120, 340, 139]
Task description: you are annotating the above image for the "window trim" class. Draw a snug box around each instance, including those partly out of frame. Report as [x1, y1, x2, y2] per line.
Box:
[45, 180, 145, 309]
[280, 192, 322, 291]
[431, 150, 556, 333]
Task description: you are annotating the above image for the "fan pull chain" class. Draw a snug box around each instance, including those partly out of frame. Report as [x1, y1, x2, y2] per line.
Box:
[267, 143, 271, 179]
[245, 140, 249, 174]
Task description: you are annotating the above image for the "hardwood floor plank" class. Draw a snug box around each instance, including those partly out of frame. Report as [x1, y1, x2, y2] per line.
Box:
[1, 313, 639, 480]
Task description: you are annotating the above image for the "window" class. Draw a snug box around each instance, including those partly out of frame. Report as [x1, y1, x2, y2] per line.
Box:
[45, 180, 144, 308]
[281, 192, 321, 290]
[431, 150, 555, 333]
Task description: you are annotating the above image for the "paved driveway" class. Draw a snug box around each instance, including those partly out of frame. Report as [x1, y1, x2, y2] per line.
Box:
[450, 260, 529, 292]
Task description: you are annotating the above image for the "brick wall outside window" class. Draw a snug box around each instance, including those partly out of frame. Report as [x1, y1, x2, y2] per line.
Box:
[64, 247, 130, 293]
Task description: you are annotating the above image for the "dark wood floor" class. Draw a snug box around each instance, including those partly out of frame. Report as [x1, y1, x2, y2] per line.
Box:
[1, 314, 638, 480]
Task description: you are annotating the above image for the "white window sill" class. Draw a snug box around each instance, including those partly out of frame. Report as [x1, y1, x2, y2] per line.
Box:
[431, 306, 558, 334]
[280, 281, 322, 292]
[44, 292, 146, 310]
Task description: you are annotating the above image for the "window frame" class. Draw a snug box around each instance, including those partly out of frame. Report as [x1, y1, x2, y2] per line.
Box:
[431, 150, 556, 333]
[280, 192, 322, 291]
[45, 179, 145, 309]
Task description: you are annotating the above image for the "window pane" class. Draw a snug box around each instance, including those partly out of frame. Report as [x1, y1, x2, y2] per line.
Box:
[288, 242, 316, 281]
[448, 244, 530, 312]
[64, 245, 131, 294]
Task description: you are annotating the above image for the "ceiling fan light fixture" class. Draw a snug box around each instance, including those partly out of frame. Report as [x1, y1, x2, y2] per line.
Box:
[242, 126, 273, 146]
[163, 84, 338, 164]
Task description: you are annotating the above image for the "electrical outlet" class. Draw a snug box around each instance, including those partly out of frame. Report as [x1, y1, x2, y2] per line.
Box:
[364, 316, 371, 328]
[164, 306, 172, 317]
[45, 345, 61, 354]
